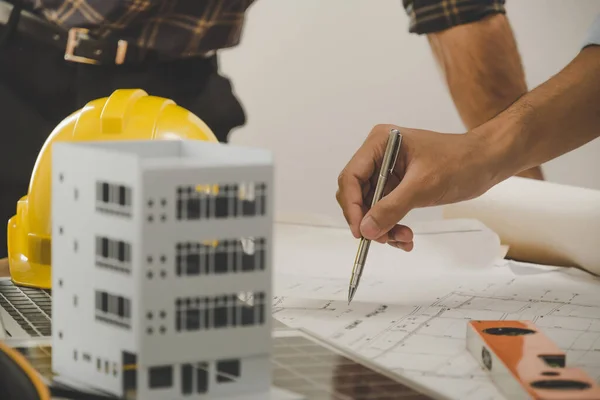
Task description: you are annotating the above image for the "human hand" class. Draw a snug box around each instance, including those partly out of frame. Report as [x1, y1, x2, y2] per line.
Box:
[336, 124, 501, 251]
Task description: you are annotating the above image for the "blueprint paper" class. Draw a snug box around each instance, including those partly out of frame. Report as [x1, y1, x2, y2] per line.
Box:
[271, 222, 600, 400]
[444, 176, 600, 275]
[273, 265, 600, 400]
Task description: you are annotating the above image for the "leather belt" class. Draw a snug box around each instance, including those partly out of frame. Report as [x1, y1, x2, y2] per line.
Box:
[0, 0, 165, 65]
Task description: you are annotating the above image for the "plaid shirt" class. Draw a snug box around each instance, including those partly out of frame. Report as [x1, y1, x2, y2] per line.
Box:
[22, 0, 505, 58]
[402, 0, 506, 34]
[23, 0, 255, 57]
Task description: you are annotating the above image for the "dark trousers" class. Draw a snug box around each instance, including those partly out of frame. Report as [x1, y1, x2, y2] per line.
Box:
[0, 32, 247, 257]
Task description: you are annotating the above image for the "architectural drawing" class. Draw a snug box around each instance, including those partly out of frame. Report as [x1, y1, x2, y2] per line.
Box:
[272, 263, 600, 400]
[50, 140, 274, 399]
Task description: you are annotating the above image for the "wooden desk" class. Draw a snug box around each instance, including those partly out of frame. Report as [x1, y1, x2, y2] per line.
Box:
[0, 258, 9, 278]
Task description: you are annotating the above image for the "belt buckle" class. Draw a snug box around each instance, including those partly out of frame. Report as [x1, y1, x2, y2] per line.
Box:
[64, 27, 128, 65]
[64, 28, 97, 64]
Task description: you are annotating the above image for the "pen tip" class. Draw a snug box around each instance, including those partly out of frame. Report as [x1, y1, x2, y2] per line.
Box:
[347, 286, 356, 305]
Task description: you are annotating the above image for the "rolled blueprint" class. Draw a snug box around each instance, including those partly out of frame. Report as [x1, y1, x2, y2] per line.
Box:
[443, 176, 600, 276]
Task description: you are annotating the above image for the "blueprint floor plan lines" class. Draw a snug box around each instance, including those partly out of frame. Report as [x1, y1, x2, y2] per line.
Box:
[272, 264, 600, 400]
[274, 274, 389, 301]
[271, 221, 600, 399]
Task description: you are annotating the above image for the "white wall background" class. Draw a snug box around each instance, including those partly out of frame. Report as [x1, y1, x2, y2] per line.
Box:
[220, 0, 600, 226]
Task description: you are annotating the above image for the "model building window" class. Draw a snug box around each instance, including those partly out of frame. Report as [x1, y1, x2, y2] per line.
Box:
[148, 365, 173, 389]
[196, 362, 209, 393]
[181, 362, 209, 395]
[241, 237, 266, 272]
[176, 297, 207, 331]
[240, 291, 266, 326]
[181, 364, 193, 395]
[95, 236, 131, 273]
[255, 291, 266, 325]
[216, 359, 240, 383]
[176, 182, 267, 220]
[214, 241, 229, 274]
[228, 294, 239, 327]
[95, 290, 131, 329]
[176, 238, 266, 277]
[176, 186, 205, 220]
[176, 243, 208, 276]
[213, 295, 228, 328]
[239, 182, 267, 217]
[95, 180, 132, 217]
[175, 292, 265, 332]
[122, 351, 137, 393]
[215, 184, 237, 218]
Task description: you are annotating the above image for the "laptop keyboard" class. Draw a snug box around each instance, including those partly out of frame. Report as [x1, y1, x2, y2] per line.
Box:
[0, 280, 51, 337]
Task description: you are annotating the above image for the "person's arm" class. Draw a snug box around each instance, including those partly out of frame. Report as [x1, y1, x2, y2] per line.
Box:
[479, 44, 600, 182]
[403, 0, 544, 179]
[336, 43, 600, 247]
[426, 14, 544, 180]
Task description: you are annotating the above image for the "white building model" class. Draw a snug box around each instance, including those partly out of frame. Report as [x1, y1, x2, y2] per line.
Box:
[50, 139, 273, 399]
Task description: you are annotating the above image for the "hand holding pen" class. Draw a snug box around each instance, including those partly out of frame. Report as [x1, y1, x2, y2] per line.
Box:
[347, 128, 403, 304]
[338, 123, 504, 302]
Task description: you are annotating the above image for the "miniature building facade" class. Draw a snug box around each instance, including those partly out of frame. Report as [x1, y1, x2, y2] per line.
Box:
[51, 140, 273, 399]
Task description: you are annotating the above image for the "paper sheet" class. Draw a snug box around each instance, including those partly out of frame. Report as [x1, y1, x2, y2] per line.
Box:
[274, 218, 501, 281]
[444, 176, 600, 275]
[272, 221, 600, 400]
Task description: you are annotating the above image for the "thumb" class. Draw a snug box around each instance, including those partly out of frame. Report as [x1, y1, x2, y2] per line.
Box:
[359, 178, 417, 240]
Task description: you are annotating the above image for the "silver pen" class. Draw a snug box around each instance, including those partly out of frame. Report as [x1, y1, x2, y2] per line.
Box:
[348, 128, 402, 304]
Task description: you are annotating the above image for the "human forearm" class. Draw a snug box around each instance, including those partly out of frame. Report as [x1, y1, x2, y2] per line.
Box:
[475, 45, 600, 182]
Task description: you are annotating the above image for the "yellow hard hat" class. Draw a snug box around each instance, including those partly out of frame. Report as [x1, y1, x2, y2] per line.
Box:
[7, 89, 218, 289]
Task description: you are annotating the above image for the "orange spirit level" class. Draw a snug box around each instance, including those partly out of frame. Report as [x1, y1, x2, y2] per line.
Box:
[467, 320, 600, 400]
